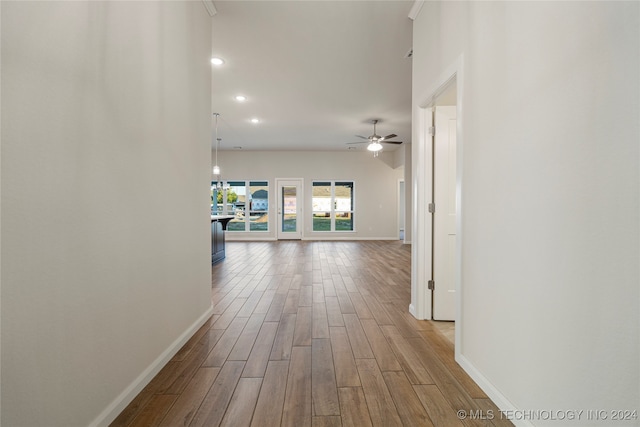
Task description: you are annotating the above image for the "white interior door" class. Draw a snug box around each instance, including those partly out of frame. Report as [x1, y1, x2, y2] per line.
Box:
[433, 106, 457, 320]
[277, 179, 303, 240]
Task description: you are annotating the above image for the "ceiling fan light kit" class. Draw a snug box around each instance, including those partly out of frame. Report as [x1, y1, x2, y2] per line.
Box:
[347, 119, 403, 156]
[367, 142, 383, 152]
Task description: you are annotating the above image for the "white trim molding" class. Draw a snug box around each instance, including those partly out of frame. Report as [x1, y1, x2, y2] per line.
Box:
[456, 354, 531, 427]
[90, 306, 215, 427]
[410, 105, 432, 321]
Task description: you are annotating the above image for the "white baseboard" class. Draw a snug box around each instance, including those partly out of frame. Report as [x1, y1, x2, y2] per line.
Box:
[409, 303, 417, 317]
[455, 353, 531, 427]
[89, 305, 215, 427]
[226, 236, 277, 242]
[226, 236, 403, 242]
[302, 236, 401, 241]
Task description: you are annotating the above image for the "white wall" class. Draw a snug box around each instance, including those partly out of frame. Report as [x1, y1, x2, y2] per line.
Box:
[412, 1, 639, 425]
[214, 150, 404, 240]
[1, 2, 213, 426]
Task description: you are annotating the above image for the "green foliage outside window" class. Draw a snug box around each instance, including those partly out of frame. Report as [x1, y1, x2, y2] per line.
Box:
[216, 189, 238, 204]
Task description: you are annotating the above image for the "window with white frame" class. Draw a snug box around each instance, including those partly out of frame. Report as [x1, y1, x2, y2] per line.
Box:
[312, 181, 354, 231]
[211, 180, 269, 232]
[249, 181, 269, 231]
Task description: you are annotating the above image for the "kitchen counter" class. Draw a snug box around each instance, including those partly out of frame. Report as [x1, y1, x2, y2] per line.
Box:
[211, 215, 235, 230]
[211, 215, 235, 264]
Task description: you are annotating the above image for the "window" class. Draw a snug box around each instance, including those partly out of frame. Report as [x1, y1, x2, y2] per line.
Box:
[211, 183, 221, 215]
[227, 181, 246, 231]
[312, 181, 354, 231]
[334, 181, 354, 230]
[249, 181, 269, 231]
[211, 180, 269, 232]
[212, 182, 231, 215]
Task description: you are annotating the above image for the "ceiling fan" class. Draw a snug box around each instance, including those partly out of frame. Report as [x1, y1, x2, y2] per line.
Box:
[347, 119, 402, 154]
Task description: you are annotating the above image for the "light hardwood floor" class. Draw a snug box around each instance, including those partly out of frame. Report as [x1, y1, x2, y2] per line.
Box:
[111, 240, 512, 427]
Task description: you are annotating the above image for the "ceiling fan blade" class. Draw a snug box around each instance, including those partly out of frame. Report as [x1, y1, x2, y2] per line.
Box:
[346, 141, 368, 145]
[381, 133, 397, 140]
[382, 141, 403, 145]
[355, 135, 369, 140]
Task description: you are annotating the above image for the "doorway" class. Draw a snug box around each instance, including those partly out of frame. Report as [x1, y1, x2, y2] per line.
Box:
[276, 178, 303, 240]
[423, 76, 460, 349]
[409, 57, 463, 357]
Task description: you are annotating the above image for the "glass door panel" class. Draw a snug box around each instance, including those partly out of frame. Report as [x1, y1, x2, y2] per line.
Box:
[282, 186, 297, 233]
[277, 179, 303, 240]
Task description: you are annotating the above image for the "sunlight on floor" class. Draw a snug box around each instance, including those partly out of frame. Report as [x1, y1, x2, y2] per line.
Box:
[432, 321, 455, 344]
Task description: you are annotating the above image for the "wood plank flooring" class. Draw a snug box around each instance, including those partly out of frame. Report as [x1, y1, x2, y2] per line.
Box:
[111, 240, 512, 427]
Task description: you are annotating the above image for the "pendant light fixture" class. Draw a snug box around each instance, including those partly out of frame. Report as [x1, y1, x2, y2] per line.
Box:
[213, 138, 221, 176]
[213, 113, 221, 179]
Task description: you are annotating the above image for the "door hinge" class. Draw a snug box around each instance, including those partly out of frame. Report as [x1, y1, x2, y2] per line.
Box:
[428, 203, 435, 213]
[428, 126, 435, 136]
[428, 280, 435, 290]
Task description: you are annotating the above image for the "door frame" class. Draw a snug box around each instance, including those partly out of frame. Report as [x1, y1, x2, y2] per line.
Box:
[276, 178, 303, 240]
[398, 179, 405, 242]
[410, 55, 464, 353]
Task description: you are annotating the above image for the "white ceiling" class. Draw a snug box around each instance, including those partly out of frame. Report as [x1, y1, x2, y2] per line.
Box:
[210, 1, 414, 152]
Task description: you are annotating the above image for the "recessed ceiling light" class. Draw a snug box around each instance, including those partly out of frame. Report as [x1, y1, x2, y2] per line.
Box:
[211, 57, 224, 66]
[235, 95, 247, 102]
[251, 118, 260, 124]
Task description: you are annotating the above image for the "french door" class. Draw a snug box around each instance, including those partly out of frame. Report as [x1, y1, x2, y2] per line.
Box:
[276, 179, 303, 240]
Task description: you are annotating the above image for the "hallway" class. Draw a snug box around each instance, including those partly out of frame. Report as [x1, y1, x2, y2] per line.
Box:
[111, 241, 511, 427]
